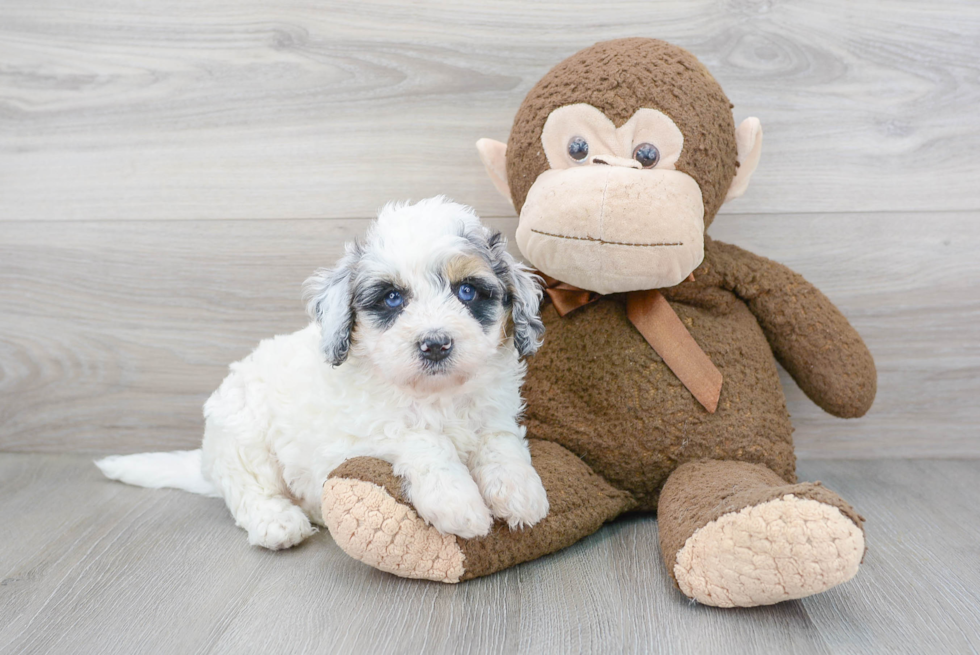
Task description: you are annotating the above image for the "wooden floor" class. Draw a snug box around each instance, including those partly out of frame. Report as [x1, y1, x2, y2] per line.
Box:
[1, 455, 978, 655]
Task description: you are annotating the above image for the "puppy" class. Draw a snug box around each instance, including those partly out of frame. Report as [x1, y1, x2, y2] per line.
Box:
[97, 197, 548, 550]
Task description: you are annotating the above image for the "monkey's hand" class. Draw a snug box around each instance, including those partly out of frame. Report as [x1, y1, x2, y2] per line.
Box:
[703, 238, 877, 418]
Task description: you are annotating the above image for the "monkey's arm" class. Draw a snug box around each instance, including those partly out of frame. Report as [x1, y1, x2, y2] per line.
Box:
[701, 238, 876, 418]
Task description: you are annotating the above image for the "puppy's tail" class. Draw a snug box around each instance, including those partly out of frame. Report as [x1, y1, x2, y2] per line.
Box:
[95, 449, 220, 497]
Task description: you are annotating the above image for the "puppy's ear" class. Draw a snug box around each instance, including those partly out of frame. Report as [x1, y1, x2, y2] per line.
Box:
[488, 231, 544, 357]
[304, 246, 359, 366]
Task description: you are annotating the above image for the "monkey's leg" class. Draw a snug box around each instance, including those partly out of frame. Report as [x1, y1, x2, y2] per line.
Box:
[658, 459, 865, 608]
[322, 439, 635, 582]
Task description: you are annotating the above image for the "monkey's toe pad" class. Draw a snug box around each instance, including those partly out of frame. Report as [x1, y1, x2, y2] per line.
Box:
[673, 494, 864, 607]
[322, 477, 465, 583]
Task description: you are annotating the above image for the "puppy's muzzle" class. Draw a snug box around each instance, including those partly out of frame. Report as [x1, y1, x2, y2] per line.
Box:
[418, 334, 453, 362]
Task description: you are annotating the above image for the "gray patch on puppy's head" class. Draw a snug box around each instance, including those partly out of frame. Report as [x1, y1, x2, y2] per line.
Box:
[486, 230, 545, 357]
[304, 240, 363, 366]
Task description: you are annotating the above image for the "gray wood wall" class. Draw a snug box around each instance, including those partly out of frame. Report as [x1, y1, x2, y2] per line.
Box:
[2, 0, 978, 457]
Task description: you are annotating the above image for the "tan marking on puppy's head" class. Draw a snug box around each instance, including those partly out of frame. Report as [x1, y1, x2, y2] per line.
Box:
[445, 255, 494, 286]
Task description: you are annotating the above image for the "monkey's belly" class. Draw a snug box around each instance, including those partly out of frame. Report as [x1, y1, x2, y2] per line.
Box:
[522, 297, 796, 511]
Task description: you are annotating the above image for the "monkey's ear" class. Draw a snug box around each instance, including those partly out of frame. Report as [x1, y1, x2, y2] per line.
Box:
[724, 118, 763, 203]
[476, 138, 513, 207]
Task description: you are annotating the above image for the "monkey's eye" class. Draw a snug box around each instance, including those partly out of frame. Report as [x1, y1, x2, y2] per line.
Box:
[384, 291, 403, 308]
[633, 143, 661, 168]
[567, 136, 589, 162]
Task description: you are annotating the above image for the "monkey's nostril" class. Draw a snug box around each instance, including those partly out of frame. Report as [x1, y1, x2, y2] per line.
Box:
[592, 155, 642, 169]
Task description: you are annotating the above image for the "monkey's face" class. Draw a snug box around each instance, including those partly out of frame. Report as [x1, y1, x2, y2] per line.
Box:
[515, 104, 704, 294]
[477, 39, 762, 295]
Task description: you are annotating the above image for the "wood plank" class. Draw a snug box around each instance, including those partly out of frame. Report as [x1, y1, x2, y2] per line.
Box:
[799, 460, 980, 653]
[0, 454, 340, 655]
[2, 455, 978, 654]
[1, 212, 978, 456]
[1, 0, 978, 221]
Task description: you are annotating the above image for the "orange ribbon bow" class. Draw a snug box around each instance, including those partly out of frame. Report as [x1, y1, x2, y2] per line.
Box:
[540, 274, 723, 413]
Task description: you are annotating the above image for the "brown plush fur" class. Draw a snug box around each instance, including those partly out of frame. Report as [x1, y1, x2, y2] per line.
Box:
[703, 240, 877, 417]
[522, 237, 877, 512]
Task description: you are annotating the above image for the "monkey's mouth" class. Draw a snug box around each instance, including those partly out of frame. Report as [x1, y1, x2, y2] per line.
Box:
[530, 229, 683, 248]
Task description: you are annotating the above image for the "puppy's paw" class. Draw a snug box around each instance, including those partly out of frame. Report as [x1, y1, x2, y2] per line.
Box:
[409, 473, 493, 539]
[245, 502, 316, 550]
[473, 462, 549, 530]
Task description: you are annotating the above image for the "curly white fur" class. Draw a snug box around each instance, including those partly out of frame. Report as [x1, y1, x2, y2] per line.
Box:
[97, 197, 548, 550]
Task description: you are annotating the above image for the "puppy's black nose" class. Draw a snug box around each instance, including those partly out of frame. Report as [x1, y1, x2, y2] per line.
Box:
[419, 335, 453, 362]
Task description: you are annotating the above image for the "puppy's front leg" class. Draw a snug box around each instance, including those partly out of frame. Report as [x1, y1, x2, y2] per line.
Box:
[469, 432, 549, 530]
[390, 435, 493, 539]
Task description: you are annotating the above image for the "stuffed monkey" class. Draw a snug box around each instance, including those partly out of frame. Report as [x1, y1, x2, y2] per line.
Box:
[321, 38, 877, 608]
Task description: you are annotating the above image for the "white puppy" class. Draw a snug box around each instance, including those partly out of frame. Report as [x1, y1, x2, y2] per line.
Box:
[97, 197, 549, 550]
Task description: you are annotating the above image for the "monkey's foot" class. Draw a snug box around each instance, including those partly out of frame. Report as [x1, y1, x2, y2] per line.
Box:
[322, 443, 635, 582]
[673, 493, 864, 608]
[659, 460, 866, 608]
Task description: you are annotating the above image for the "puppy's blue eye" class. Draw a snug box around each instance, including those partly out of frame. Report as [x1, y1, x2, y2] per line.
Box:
[457, 284, 476, 303]
[384, 291, 403, 308]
